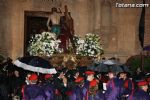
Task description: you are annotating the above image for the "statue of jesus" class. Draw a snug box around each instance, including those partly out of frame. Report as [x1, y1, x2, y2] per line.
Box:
[47, 7, 62, 36]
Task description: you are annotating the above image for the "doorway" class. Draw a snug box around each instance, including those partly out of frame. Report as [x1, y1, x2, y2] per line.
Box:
[24, 11, 50, 56]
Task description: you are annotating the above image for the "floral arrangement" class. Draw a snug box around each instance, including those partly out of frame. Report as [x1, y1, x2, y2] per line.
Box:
[74, 33, 103, 57]
[27, 32, 61, 56]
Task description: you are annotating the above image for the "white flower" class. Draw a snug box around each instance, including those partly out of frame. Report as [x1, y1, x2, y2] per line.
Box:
[91, 50, 95, 55]
[50, 41, 55, 47]
[84, 43, 88, 46]
[78, 39, 84, 44]
[28, 32, 61, 56]
[74, 33, 103, 56]
[88, 49, 91, 53]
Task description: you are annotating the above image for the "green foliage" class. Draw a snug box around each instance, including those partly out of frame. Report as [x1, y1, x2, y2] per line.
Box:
[144, 57, 150, 71]
[126, 56, 150, 73]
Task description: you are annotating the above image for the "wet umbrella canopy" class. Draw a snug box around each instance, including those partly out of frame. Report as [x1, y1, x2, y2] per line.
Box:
[14, 56, 57, 74]
[88, 61, 130, 73]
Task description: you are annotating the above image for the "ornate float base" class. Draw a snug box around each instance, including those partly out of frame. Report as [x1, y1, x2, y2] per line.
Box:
[49, 53, 97, 69]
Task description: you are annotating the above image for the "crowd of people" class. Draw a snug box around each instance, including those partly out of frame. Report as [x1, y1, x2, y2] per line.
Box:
[0, 57, 150, 100]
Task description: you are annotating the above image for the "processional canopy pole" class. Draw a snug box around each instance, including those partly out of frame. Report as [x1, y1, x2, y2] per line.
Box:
[139, 0, 145, 71]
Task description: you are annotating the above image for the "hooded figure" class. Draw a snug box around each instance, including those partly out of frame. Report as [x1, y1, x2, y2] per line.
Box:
[146, 76, 150, 95]
[127, 80, 150, 100]
[24, 74, 46, 100]
[69, 77, 86, 100]
[87, 79, 105, 100]
[43, 74, 55, 100]
[119, 72, 134, 99]
[104, 71, 124, 100]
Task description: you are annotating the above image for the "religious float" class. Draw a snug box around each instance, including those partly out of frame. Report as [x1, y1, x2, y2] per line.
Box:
[27, 32, 104, 69]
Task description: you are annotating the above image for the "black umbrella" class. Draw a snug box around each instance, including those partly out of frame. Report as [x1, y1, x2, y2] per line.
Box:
[108, 65, 123, 73]
[96, 64, 130, 73]
[107, 64, 131, 73]
[119, 64, 130, 72]
[95, 63, 109, 72]
[87, 63, 109, 72]
[103, 60, 116, 65]
[14, 56, 57, 74]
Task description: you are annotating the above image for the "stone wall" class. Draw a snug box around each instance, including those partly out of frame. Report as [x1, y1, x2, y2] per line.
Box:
[145, 0, 150, 46]
[0, 0, 149, 63]
[0, 0, 11, 56]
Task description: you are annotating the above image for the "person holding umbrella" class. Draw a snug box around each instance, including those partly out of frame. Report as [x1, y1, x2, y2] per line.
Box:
[53, 70, 68, 100]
